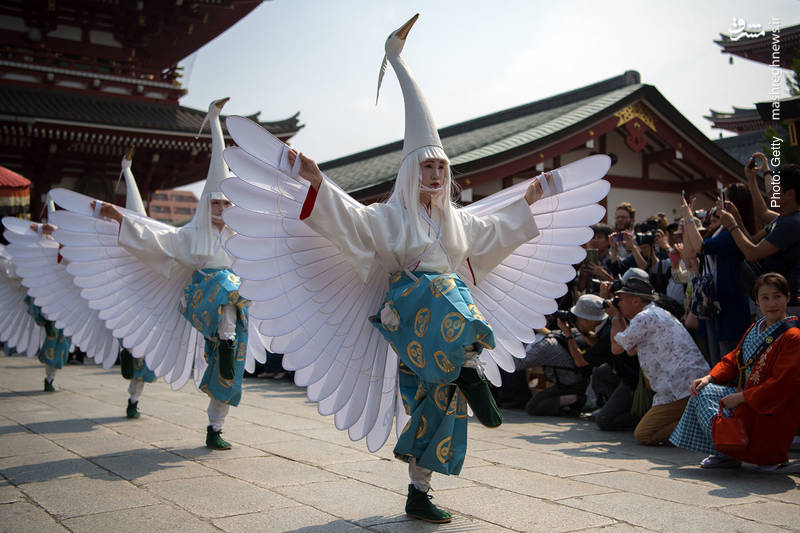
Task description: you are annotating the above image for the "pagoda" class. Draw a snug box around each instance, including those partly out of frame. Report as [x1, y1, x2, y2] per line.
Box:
[0, 0, 302, 219]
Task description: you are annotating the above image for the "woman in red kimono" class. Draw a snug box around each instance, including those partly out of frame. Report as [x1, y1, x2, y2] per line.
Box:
[670, 272, 800, 470]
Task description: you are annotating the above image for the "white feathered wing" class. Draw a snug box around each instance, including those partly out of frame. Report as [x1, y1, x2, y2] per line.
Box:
[48, 190, 205, 388]
[3, 217, 121, 367]
[222, 116, 610, 451]
[0, 239, 45, 357]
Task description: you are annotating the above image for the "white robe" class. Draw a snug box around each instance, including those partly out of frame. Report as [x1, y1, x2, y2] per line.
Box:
[302, 178, 539, 284]
[118, 217, 233, 278]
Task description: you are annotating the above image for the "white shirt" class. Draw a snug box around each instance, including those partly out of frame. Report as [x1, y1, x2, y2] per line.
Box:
[302, 178, 539, 283]
[615, 303, 709, 405]
[118, 216, 233, 278]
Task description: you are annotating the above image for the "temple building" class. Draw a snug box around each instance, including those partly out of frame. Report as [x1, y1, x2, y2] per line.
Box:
[322, 71, 742, 219]
[709, 22, 800, 166]
[0, 0, 302, 219]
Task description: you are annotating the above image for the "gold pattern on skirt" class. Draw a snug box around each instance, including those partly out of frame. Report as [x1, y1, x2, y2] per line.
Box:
[400, 276, 423, 296]
[468, 303, 485, 322]
[430, 274, 456, 298]
[407, 341, 425, 368]
[441, 312, 465, 342]
[416, 414, 428, 438]
[436, 436, 453, 463]
[191, 288, 204, 308]
[433, 384, 450, 411]
[433, 350, 455, 373]
[414, 308, 431, 338]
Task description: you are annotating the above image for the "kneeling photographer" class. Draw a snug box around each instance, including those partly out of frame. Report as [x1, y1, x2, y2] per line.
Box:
[516, 295, 608, 416]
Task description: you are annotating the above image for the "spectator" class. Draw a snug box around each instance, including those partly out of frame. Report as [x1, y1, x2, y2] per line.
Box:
[611, 278, 710, 445]
[590, 269, 651, 432]
[720, 164, 800, 316]
[613, 202, 636, 260]
[670, 273, 800, 471]
[681, 184, 756, 364]
[578, 223, 614, 293]
[610, 229, 671, 294]
[743, 152, 780, 228]
[516, 295, 608, 416]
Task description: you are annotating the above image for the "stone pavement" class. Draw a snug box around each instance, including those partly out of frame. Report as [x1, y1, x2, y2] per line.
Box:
[0, 355, 798, 533]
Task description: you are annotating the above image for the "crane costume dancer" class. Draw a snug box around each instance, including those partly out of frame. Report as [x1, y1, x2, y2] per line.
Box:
[49, 98, 266, 450]
[115, 148, 158, 419]
[0, 244, 45, 361]
[2, 200, 76, 391]
[221, 15, 610, 522]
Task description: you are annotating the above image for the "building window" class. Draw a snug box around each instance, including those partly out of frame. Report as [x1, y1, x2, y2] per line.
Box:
[152, 193, 168, 201]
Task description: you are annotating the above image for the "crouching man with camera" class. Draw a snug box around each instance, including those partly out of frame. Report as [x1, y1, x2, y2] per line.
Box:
[516, 295, 609, 416]
[611, 278, 710, 445]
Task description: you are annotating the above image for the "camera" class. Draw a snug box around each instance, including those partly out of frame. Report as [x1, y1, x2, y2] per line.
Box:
[602, 296, 620, 309]
[633, 222, 657, 246]
[553, 310, 575, 325]
[634, 232, 655, 246]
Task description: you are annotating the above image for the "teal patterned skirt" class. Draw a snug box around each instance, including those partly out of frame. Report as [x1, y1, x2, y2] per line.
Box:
[25, 297, 70, 369]
[181, 269, 249, 406]
[372, 272, 495, 476]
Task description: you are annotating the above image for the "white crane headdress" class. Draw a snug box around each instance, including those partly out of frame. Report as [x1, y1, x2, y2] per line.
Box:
[186, 97, 232, 261]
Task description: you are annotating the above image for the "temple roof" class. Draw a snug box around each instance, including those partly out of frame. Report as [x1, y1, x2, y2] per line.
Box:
[321, 70, 741, 194]
[714, 23, 800, 68]
[0, 84, 302, 140]
[704, 106, 765, 133]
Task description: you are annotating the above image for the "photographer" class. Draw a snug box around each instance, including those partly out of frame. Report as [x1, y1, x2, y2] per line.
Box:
[610, 224, 672, 294]
[516, 295, 608, 416]
[578, 224, 614, 294]
[611, 278, 709, 446]
[590, 271, 648, 432]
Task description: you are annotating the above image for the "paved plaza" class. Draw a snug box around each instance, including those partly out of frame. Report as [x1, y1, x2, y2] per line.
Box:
[0, 355, 798, 532]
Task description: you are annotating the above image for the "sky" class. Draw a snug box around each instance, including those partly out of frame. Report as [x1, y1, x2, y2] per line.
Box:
[176, 0, 799, 195]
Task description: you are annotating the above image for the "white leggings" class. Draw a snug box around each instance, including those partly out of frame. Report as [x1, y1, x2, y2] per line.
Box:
[219, 304, 237, 341]
[207, 398, 230, 431]
[128, 380, 145, 402]
[408, 457, 433, 492]
[44, 365, 57, 382]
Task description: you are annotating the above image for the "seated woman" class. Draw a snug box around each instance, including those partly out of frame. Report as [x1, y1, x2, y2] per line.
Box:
[669, 273, 800, 470]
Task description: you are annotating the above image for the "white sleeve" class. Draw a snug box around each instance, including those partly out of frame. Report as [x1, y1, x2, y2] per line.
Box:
[300, 178, 384, 283]
[461, 197, 539, 284]
[118, 216, 186, 277]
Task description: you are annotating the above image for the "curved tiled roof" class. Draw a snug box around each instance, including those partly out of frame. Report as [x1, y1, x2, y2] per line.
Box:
[0, 84, 303, 138]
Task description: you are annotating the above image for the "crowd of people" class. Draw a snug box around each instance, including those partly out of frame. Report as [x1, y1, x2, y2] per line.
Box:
[498, 154, 800, 472]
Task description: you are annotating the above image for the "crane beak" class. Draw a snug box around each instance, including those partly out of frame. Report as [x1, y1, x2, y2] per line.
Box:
[124, 146, 135, 161]
[214, 97, 231, 109]
[395, 13, 418, 40]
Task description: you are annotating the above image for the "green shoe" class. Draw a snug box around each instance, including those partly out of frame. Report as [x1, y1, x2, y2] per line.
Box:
[120, 349, 135, 380]
[218, 340, 236, 380]
[206, 425, 232, 450]
[405, 484, 452, 523]
[455, 366, 502, 428]
[43, 378, 55, 392]
[126, 399, 140, 419]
